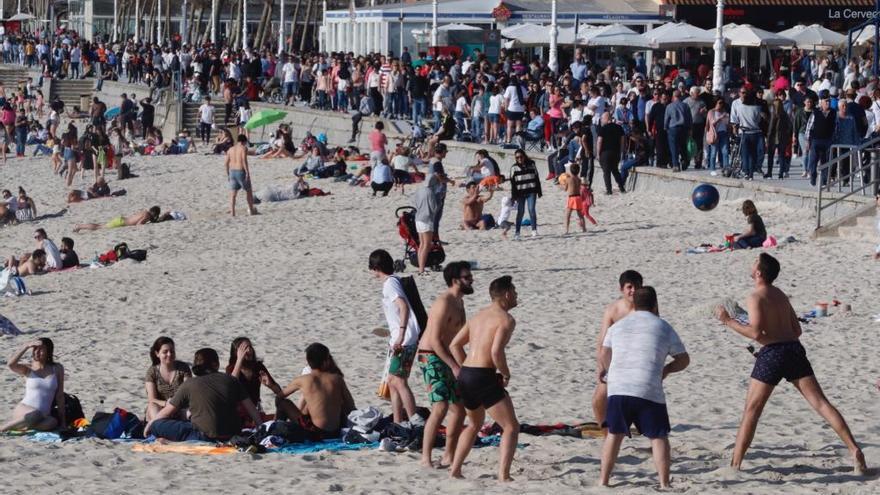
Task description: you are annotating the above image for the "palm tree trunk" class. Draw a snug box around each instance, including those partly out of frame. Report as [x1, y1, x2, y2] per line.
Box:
[289, 0, 301, 52]
[299, 0, 313, 52]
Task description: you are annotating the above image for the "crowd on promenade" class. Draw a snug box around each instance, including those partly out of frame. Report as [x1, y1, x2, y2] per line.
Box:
[3, 27, 880, 187]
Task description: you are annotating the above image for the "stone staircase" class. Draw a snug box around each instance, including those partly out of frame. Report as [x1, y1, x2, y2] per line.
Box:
[181, 101, 228, 135]
[49, 78, 95, 109]
[836, 208, 879, 240]
[0, 66, 32, 89]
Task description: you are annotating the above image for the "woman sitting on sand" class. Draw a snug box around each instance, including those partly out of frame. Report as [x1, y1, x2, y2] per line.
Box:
[144, 336, 192, 421]
[261, 128, 295, 159]
[213, 128, 234, 155]
[67, 177, 124, 203]
[227, 337, 275, 426]
[733, 200, 767, 249]
[0, 338, 65, 432]
[14, 187, 37, 222]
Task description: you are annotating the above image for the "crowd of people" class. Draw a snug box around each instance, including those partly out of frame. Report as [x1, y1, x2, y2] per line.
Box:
[0, 27, 875, 489]
[3, 251, 867, 486]
[2, 28, 879, 189]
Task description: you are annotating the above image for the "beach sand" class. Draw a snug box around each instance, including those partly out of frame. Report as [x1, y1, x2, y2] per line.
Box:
[0, 148, 878, 494]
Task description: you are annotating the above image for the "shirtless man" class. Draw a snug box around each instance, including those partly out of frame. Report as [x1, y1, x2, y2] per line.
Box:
[460, 181, 494, 230]
[715, 253, 867, 474]
[4, 249, 47, 277]
[261, 343, 356, 439]
[417, 261, 473, 468]
[225, 134, 258, 217]
[593, 270, 643, 431]
[73, 206, 160, 232]
[449, 275, 519, 482]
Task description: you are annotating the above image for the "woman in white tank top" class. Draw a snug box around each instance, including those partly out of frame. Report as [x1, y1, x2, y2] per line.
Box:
[1, 338, 65, 432]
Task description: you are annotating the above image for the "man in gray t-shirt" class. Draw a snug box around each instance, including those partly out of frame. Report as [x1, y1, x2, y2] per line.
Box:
[598, 287, 690, 489]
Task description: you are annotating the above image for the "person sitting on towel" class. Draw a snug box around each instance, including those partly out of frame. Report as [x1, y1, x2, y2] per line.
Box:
[260, 343, 356, 441]
[145, 348, 262, 442]
[59, 238, 79, 269]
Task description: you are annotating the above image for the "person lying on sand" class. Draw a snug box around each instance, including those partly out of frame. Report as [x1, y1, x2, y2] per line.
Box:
[4, 250, 47, 277]
[73, 206, 160, 232]
[260, 343, 356, 440]
[715, 253, 867, 475]
[67, 177, 126, 203]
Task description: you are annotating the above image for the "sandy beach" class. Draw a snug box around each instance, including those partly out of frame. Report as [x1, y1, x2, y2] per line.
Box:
[1, 145, 878, 494]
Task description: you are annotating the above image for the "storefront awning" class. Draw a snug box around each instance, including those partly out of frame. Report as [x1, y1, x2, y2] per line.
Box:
[661, 0, 872, 5]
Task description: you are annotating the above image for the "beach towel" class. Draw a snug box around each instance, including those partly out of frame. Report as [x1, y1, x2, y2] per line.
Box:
[0, 313, 22, 335]
[132, 443, 237, 455]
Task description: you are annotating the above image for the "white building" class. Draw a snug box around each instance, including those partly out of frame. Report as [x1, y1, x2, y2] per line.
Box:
[323, 0, 670, 56]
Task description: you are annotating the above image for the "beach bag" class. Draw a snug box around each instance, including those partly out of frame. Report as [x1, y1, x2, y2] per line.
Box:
[52, 393, 85, 427]
[376, 354, 391, 401]
[90, 408, 144, 439]
[706, 121, 718, 145]
[114, 243, 130, 259]
[400, 275, 429, 336]
[117, 162, 131, 180]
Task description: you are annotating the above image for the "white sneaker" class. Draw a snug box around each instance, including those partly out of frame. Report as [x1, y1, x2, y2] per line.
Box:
[531, 230, 538, 238]
[512, 234, 521, 241]
[710, 171, 718, 176]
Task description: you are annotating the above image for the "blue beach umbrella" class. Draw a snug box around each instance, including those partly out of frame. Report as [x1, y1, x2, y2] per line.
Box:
[104, 106, 121, 119]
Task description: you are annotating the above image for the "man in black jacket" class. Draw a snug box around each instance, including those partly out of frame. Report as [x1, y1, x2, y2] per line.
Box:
[805, 90, 837, 187]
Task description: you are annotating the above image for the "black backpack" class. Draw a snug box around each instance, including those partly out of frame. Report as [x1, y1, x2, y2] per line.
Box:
[51, 393, 85, 428]
[400, 276, 429, 337]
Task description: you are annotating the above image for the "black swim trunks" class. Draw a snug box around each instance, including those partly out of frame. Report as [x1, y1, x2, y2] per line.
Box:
[457, 366, 507, 411]
[751, 341, 815, 386]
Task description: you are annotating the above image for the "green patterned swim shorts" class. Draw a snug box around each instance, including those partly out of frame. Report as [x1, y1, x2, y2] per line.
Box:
[418, 351, 460, 404]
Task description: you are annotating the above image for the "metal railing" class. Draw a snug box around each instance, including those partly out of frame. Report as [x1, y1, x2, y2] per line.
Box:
[816, 136, 880, 230]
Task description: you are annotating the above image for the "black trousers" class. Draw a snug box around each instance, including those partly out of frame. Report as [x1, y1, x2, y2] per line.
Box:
[599, 150, 625, 194]
[371, 181, 393, 196]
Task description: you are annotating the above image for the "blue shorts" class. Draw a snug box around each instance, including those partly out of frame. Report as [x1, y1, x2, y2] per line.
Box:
[488, 114, 500, 124]
[228, 169, 250, 191]
[480, 214, 496, 229]
[750, 341, 814, 386]
[604, 395, 670, 439]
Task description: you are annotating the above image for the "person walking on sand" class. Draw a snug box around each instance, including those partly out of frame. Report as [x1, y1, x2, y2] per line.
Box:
[593, 270, 643, 432]
[225, 135, 258, 217]
[448, 275, 520, 482]
[598, 286, 690, 489]
[368, 249, 421, 423]
[715, 253, 867, 474]
[562, 163, 587, 234]
[417, 261, 473, 468]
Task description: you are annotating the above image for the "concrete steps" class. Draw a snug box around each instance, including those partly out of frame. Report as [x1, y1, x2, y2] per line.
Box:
[181, 102, 228, 135]
[835, 208, 878, 240]
[50, 79, 95, 109]
[0, 67, 31, 89]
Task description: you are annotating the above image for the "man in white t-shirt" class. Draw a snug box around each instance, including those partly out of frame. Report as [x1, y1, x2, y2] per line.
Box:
[369, 249, 421, 423]
[281, 57, 299, 105]
[198, 96, 215, 145]
[599, 286, 690, 489]
[432, 76, 452, 134]
[33, 228, 62, 270]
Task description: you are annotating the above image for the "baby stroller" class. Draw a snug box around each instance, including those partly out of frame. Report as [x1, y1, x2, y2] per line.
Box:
[394, 206, 445, 272]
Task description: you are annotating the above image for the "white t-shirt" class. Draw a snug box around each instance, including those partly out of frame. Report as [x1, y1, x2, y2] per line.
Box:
[454, 96, 468, 113]
[603, 311, 686, 404]
[382, 276, 420, 347]
[586, 96, 608, 117]
[488, 94, 503, 114]
[42, 239, 62, 269]
[391, 155, 411, 171]
[503, 85, 525, 112]
[432, 85, 451, 112]
[281, 62, 297, 83]
[569, 107, 584, 126]
[199, 104, 214, 124]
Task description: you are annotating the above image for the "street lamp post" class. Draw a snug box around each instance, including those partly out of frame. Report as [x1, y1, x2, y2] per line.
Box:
[210, 0, 217, 44]
[712, 0, 725, 92]
[182, 0, 188, 45]
[134, 0, 139, 42]
[549, 0, 558, 74]
[242, 0, 248, 50]
[431, 0, 437, 47]
[278, 0, 285, 55]
[157, 0, 162, 43]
